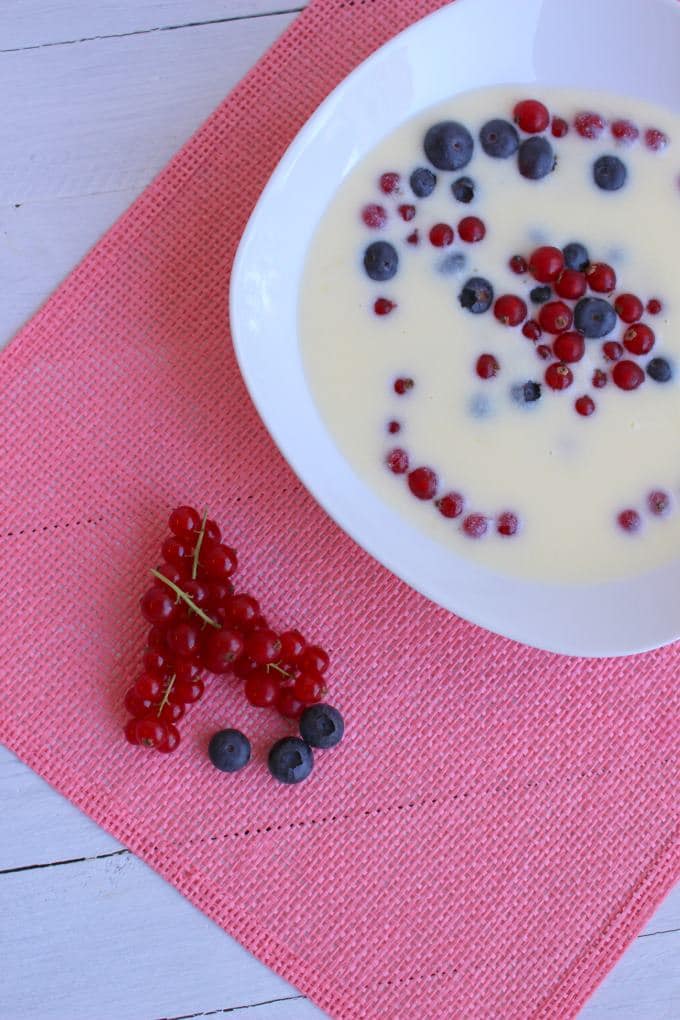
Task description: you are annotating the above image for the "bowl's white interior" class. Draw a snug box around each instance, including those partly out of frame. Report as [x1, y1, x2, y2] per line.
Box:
[231, 0, 680, 657]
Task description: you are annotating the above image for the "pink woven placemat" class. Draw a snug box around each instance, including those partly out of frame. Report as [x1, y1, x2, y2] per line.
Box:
[0, 1, 678, 1016]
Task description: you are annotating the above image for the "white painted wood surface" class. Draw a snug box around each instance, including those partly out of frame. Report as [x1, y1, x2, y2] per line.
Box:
[0, 3, 677, 1017]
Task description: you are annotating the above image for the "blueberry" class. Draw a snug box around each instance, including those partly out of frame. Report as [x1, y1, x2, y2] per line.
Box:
[459, 276, 494, 314]
[208, 729, 251, 773]
[438, 251, 466, 275]
[299, 704, 345, 749]
[268, 737, 314, 784]
[363, 241, 398, 281]
[593, 155, 627, 191]
[410, 166, 436, 197]
[647, 357, 673, 382]
[518, 136, 555, 180]
[424, 121, 474, 171]
[530, 285, 552, 304]
[480, 118, 519, 158]
[562, 242, 590, 271]
[512, 381, 542, 404]
[574, 297, 617, 339]
[451, 175, 475, 203]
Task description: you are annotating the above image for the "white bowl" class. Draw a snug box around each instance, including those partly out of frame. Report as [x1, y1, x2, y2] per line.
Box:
[230, 0, 680, 657]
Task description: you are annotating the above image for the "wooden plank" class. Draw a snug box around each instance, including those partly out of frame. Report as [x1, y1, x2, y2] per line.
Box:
[2, 2, 308, 51]
[0, 9, 299, 344]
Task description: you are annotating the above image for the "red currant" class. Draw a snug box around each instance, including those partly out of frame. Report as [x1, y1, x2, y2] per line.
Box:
[514, 98, 550, 133]
[536, 344, 552, 361]
[298, 645, 329, 674]
[614, 293, 644, 323]
[277, 690, 305, 720]
[140, 586, 178, 627]
[509, 254, 528, 274]
[623, 324, 655, 356]
[161, 536, 192, 568]
[134, 672, 163, 701]
[135, 717, 167, 749]
[202, 628, 244, 674]
[408, 467, 438, 500]
[588, 263, 616, 293]
[279, 630, 306, 664]
[398, 204, 416, 221]
[199, 543, 237, 580]
[156, 700, 185, 725]
[476, 353, 499, 379]
[245, 669, 279, 707]
[602, 341, 623, 362]
[124, 718, 140, 745]
[154, 562, 186, 586]
[147, 626, 168, 651]
[612, 360, 645, 390]
[226, 593, 260, 630]
[124, 687, 153, 718]
[205, 580, 234, 608]
[374, 298, 396, 316]
[494, 294, 527, 326]
[648, 490, 671, 516]
[429, 223, 454, 247]
[646, 298, 663, 316]
[143, 648, 173, 676]
[361, 204, 387, 228]
[166, 622, 201, 659]
[170, 677, 204, 704]
[387, 420, 401, 435]
[529, 246, 564, 283]
[393, 377, 414, 395]
[551, 116, 569, 138]
[462, 513, 488, 538]
[458, 216, 486, 243]
[380, 172, 400, 194]
[232, 655, 256, 681]
[618, 509, 641, 533]
[522, 320, 542, 341]
[592, 369, 608, 388]
[157, 725, 181, 753]
[168, 506, 201, 538]
[575, 111, 606, 139]
[174, 658, 200, 684]
[555, 270, 587, 300]
[182, 580, 210, 608]
[294, 669, 327, 704]
[611, 119, 639, 144]
[645, 128, 668, 152]
[386, 448, 409, 474]
[436, 492, 465, 519]
[406, 230, 419, 246]
[244, 628, 282, 666]
[497, 512, 519, 537]
[575, 395, 595, 417]
[203, 519, 221, 543]
[545, 363, 574, 391]
[539, 301, 573, 334]
[553, 332, 584, 363]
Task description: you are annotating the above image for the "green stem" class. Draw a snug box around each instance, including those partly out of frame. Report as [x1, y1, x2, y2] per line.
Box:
[191, 507, 208, 581]
[267, 662, 294, 680]
[156, 674, 176, 717]
[151, 569, 219, 628]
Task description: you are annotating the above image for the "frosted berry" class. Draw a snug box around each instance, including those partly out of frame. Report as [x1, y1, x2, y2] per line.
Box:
[408, 467, 438, 500]
[588, 263, 616, 293]
[494, 294, 527, 326]
[436, 492, 464, 519]
[462, 513, 488, 538]
[380, 172, 401, 194]
[458, 216, 486, 242]
[614, 293, 644, 323]
[476, 353, 499, 379]
[648, 490, 671, 516]
[555, 270, 587, 300]
[513, 99, 549, 134]
[497, 512, 519, 537]
[623, 324, 655, 356]
[386, 448, 409, 474]
[603, 341, 623, 362]
[645, 128, 668, 152]
[612, 360, 645, 390]
[618, 509, 641, 533]
[429, 223, 454, 247]
[398, 204, 416, 221]
[575, 111, 606, 139]
[575, 395, 595, 417]
[545, 363, 573, 390]
[611, 119, 639, 144]
[529, 246, 564, 283]
[361, 204, 387, 228]
[539, 301, 573, 334]
[553, 332, 585, 363]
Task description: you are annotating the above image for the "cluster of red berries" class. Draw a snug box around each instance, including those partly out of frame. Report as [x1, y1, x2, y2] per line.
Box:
[511, 98, 669, 150]
[124, 507, 332, 753]
[383, 455, 519, 540]
[618, 489, 674, 535]
[483, 244, 665, 415]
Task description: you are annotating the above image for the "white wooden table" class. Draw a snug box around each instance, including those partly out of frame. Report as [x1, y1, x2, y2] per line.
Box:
[1, 4, 678, 1017]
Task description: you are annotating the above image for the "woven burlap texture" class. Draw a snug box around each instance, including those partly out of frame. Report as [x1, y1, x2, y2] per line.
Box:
[0, 1, 678, 1017]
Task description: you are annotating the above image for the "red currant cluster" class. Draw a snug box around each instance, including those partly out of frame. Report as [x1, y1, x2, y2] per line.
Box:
[123, 506, 332, 753]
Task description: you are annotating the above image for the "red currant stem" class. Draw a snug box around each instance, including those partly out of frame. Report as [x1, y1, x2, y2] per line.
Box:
[156, 673, 176, 717]
[191, 507, 209, 581]
[150, 569, 220, 628]
[267, 662, 294, 680]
